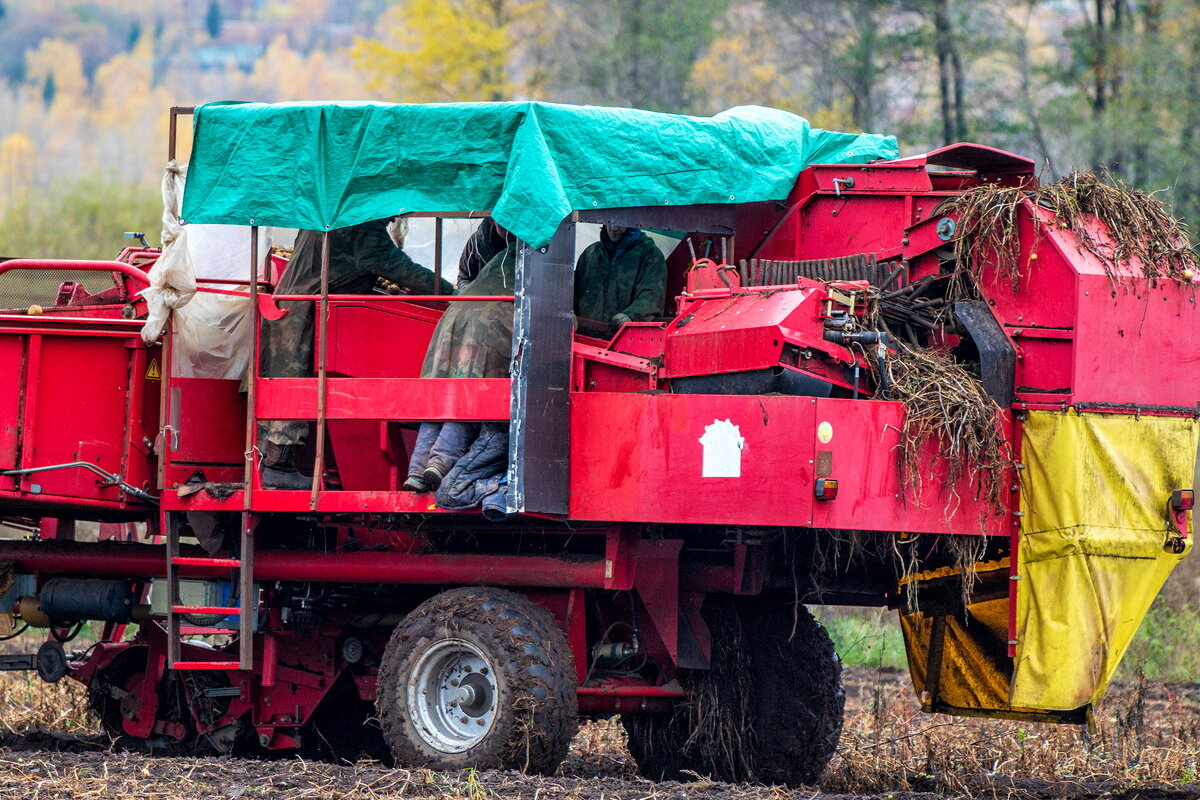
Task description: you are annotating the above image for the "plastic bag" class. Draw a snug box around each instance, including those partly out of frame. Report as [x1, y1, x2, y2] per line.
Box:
[139, 160, 196, 343]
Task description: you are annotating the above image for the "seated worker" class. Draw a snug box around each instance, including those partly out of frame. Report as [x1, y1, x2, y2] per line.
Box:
[259, 217, 453, 490]
[574, 224, 667, 336]
[457, 218, 508, 289]
[404, 226, 517, 492]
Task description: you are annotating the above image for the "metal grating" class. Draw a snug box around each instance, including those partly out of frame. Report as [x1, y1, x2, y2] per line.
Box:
[738, 254, 905, 289]
[0, 264, 118, 312]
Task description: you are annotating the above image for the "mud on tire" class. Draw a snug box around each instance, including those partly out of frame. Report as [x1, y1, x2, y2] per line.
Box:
[623, 596, 844, 787]
[377, 587, 578, 774]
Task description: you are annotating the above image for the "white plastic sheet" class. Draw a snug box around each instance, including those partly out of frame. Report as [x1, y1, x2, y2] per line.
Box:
[139, 161, 195, 343]
[171, 225, 270, 379]
[140, 160, 270, 379]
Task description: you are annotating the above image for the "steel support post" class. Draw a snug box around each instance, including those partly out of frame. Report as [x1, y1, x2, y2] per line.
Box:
[507, 218, 575, 515]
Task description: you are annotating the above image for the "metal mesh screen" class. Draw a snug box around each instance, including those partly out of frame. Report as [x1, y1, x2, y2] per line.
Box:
[0, 263, 118, 311]
[738, 254, 905, 288]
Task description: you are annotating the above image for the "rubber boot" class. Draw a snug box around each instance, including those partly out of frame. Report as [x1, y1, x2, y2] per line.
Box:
[423, 422, 478, 490]
[403, 423, 440, 492]
[260, 442, 312, 490]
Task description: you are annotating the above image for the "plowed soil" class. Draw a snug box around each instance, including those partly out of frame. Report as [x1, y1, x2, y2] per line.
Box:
[0, 667, 1197, 799]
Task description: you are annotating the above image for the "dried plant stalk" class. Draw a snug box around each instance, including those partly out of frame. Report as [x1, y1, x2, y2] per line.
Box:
[946, 169, 1198, 300]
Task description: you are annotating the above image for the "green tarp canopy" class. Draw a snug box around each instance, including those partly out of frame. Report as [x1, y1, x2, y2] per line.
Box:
[181, 101, 898, 249]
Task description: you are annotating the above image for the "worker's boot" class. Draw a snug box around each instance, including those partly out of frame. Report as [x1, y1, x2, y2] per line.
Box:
[402, 423, 441, 492]
[260, 441, 312, 490]
[422, 422, 479, 491]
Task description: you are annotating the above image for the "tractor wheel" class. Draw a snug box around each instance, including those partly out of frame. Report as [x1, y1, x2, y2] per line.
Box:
[623, 596, 844, 787]
[377, 587, 578, 774]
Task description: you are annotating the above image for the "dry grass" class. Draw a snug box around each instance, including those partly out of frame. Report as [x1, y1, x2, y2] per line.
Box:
[827, 668, 1200, 796]
[875, 339, 1011, 527]
[947, 169, 1198, 299]
[0, 667, 1196, 798]
[0, 672, 94, 738]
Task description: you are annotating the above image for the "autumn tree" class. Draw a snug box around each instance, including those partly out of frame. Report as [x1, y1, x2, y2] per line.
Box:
[759, 0, 924, 132]
[687, 3, 800, 117]
[351, 0, 545, 102]
[541, 0, 722, 112]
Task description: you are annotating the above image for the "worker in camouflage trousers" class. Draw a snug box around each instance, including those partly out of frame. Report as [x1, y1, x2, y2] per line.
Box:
[403, 230, 517, 492]
[574, 225, 667, 335]
[259, 217, 452, 490]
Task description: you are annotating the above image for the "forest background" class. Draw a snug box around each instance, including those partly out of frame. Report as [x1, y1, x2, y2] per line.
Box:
[0, 0, 1196, 678]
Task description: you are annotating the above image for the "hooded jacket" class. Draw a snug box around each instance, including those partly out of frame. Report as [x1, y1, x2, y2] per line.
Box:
[574, 228, 667, 329]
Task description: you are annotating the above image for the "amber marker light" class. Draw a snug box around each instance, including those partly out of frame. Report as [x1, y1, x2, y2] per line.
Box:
[814, 478, 839, 501]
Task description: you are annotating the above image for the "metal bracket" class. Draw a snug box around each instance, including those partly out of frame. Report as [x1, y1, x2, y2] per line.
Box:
[0, 462, 157, 505]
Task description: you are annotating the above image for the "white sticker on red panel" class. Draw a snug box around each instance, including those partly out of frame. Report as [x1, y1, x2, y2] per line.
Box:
[699, 419, 745, 478]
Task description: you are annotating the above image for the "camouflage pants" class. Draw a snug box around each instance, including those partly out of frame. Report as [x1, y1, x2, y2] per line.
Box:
[258, 302, 313, 448]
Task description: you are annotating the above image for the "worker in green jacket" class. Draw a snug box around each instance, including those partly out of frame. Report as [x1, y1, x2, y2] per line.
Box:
[258, 217, 452, 490]
[574, 225, 667, 335]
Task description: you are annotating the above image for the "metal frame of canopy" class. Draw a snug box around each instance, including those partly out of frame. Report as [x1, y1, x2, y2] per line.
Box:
[167, 106, 740, 517]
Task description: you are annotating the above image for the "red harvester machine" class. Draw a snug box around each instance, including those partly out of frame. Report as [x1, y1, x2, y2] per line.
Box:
[0, 103, 1195, 786]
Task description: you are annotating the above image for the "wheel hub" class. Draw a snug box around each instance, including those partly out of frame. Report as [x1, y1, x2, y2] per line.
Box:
[407, 638, 498, 753]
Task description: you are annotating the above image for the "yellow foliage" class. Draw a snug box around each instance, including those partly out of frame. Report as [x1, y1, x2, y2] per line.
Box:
[0, 133, 36, 208]
[91, 39, 156, 130]
[351, 0, 545, 103]
[250, 35, 369, 100]
[688, 5, 798, 115]
[23, 39, 87, 105]
[808, 100, 855, 133]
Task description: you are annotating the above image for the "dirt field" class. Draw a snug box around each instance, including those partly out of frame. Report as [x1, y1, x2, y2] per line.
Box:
[0, 667, 1198, 799]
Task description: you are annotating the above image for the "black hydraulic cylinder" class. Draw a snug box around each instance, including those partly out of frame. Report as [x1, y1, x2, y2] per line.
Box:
[39, 578, 134, 623]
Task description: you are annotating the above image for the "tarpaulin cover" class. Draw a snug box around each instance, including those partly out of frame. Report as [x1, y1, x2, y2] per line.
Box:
[1011, 410, 1196, 710]
[179, 101, 898, 248]
[900, 561, 1019, 715]
[898, 410, 1195, 721]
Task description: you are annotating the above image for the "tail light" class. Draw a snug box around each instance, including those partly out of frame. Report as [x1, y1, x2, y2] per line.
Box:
[814, 478, 839, 501]
[1171, 489, 1194, 511]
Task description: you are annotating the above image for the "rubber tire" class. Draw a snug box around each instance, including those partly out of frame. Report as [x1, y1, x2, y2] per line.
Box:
[378, 587, 578, 774]
[623, 596, 844, 787]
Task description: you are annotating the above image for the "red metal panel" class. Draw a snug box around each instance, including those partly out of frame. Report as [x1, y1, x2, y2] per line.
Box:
[22, 335, 138, 501]
[791, 195, 912, 262]
[1071, 272, 1200, 408]
[0, 334, 21, 467]
[981, 210, 1078, 330]
[662, 290, 815, 378]
[167, 488, 446, 513]
[570, 393, 1007, 535]
[326, 301, 440, 378]
[256, 377, 511, 421]
[569, 393, 817, 525]
[170, 378, 245, 465]
[808, 398, 1008, 535]
[327, 420, 405, 491]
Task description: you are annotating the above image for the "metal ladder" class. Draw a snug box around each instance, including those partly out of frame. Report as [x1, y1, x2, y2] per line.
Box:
[165, 510, 255, 670]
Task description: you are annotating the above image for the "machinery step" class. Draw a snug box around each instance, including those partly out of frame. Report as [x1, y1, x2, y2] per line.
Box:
[172, 661, 238, 670]
[171, 556, 241, 568]
[180, 625, 238, 635]
[172, 605, 240, 616]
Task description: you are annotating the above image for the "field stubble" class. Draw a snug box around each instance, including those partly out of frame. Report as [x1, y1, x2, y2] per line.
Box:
[0, 665, 1197, 799]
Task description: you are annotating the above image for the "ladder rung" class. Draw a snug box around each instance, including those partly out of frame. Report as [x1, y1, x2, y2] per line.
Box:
[172, 605, 239, 616]
[173, 661, 237, 670]
[172, 557, 241, 568]
[179, 625, 238, 635]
